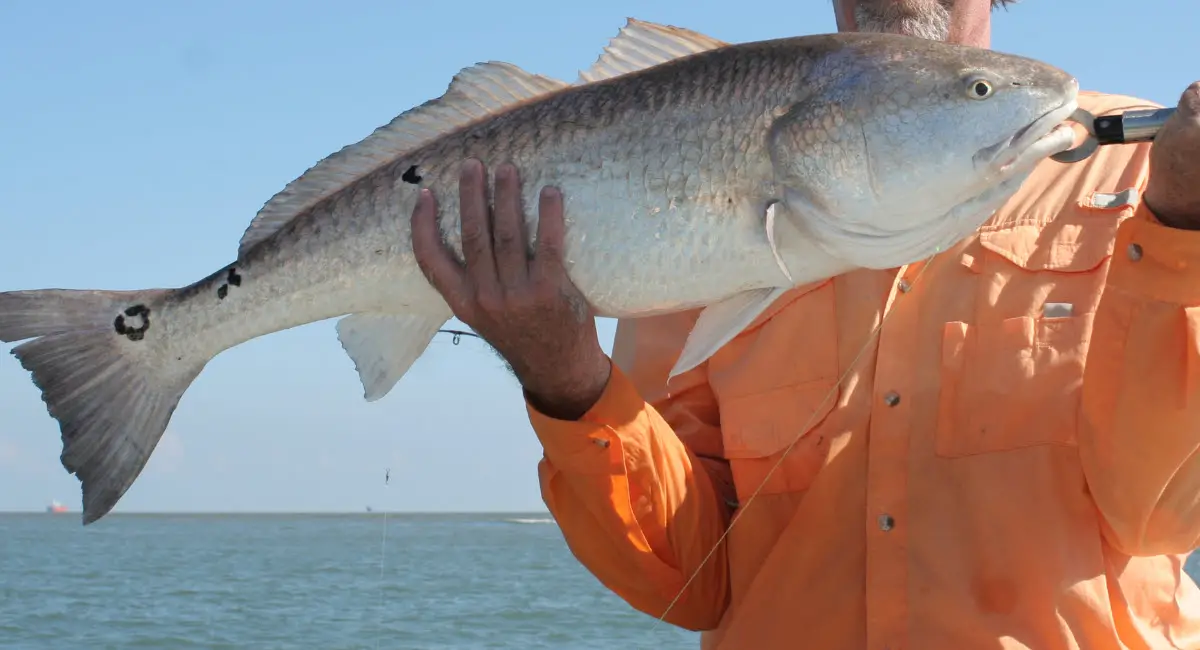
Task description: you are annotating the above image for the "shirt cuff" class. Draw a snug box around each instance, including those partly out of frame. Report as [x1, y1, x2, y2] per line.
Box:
[526, 362, 650, 475]
[1108, 204, 1200, 305]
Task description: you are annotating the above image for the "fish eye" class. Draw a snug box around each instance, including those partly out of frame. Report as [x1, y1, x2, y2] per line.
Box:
[966, 78, 995, 100]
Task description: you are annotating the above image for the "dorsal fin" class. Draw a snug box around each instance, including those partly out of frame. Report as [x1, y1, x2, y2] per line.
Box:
[238, 62, 570, 257]
[577, 18, 729, 84]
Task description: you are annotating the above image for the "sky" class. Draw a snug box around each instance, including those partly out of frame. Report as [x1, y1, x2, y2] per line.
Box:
[0, 0, 1195, 517]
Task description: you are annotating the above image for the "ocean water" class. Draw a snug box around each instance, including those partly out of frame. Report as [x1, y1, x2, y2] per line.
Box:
[0, 513, 699, 650]
[4, 513, 1199, 650]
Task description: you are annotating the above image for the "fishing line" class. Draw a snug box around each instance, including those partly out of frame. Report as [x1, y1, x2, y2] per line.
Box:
[645, 107, 1173, 623]
[369, 332, 474, 647]
[375, 468, 390, 650]
[649, 249, 947, 632]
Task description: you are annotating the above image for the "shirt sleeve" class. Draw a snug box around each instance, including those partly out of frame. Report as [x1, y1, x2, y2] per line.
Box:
[1080, 203, 1200, 556]
[525, 312, 735, 631]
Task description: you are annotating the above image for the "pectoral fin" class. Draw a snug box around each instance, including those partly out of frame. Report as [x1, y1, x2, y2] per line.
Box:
[669, 287, 789, 380]
[765, 200, 794, 284]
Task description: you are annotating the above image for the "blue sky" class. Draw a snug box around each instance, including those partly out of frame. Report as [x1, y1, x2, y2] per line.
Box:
[0, 1, 1194, 516]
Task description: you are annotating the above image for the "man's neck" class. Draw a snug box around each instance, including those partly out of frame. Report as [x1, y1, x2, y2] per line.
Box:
[833, 3, 993, 49]
[947, 6, 991, 48]
[838, 26, 991, 48]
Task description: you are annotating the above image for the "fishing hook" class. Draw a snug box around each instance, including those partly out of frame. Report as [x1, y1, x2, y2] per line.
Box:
[436, 328, 480, 346]
[1051, 106, 1176, 164]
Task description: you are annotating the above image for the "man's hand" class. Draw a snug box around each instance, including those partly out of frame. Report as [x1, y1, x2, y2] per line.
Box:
[411, 158, 611, 421]
[1146, 82, 1200, 229]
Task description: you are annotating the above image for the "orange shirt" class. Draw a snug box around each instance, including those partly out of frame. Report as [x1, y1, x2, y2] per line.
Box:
[526, 91, 1200, 650]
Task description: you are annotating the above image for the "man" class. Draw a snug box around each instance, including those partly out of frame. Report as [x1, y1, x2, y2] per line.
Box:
[411, 0, 1200, 647]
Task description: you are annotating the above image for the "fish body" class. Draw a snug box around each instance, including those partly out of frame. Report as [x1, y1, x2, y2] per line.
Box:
[0, 20, 1081, 524]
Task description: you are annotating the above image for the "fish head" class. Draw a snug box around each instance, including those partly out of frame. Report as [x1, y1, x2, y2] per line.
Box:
[770, 34, 1080, 270]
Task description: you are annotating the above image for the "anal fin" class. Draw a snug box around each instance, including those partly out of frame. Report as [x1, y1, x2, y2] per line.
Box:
[336, 313, 449, 401]
[669, 287, 789, 380]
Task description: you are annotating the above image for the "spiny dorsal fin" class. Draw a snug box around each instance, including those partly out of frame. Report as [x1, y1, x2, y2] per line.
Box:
[238, 62, 570, 258]
[577, 18, 729, 84]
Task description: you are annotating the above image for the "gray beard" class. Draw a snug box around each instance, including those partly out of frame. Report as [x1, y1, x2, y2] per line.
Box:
[854, 1, 952, 41]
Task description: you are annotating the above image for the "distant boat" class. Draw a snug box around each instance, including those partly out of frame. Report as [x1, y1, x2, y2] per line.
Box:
[46, 500, 68, 514]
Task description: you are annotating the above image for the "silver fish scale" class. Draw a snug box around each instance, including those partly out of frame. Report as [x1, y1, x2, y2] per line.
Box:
[166, 36, 1073, 360]
[197, 52, 797, 337]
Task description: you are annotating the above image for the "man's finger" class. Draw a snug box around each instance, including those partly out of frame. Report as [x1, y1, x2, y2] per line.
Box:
[492, 163, 529, 289]
[532, 186, 567, 280]
[410, 189, 472, 315]
[458, 159, 499, 293]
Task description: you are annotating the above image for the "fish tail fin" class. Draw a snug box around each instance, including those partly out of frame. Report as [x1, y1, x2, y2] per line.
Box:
[0, 288, 206, 525]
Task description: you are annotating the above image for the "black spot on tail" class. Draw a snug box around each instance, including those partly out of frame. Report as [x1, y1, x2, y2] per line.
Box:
[113, 304, 151, 342]
[216, 266, 241, 300]
[402, 165, 422, 184]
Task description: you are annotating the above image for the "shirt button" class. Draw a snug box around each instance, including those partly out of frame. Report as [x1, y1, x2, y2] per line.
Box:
[897, 278, 912, 293]
[883, 391, 901, 407]
[878, 514, 895, 531]
[1128, 243, 1143, 261]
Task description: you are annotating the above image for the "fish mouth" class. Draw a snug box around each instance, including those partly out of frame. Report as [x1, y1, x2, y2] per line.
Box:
[976, 95, 1081, 174]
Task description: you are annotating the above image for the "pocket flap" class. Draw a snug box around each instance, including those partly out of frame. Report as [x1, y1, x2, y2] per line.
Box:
[978, 189, 1134, 273]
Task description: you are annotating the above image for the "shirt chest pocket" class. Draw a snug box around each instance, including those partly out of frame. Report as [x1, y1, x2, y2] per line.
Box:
[935, 202, 1128, 458]
[707, 280, 843, 499]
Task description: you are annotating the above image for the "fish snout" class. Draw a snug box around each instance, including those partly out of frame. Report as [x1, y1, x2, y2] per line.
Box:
[988, 100, 1081, 174]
